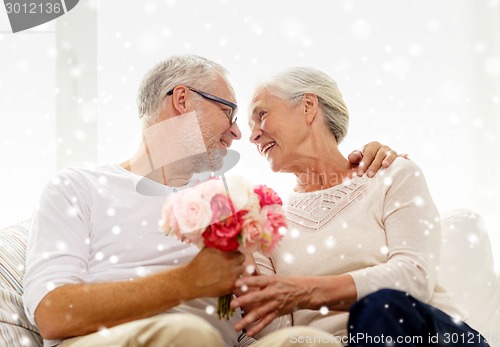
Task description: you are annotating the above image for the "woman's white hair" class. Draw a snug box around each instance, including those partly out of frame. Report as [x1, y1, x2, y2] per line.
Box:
[256, 67, 349, 144]
[137, 55, 231, 121]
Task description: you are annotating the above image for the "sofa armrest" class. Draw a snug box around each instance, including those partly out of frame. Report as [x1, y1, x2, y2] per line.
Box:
[0, 220, 42, 346]
[439, 209, 500, 346]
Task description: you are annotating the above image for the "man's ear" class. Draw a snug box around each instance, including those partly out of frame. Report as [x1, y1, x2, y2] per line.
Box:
[171, 86, 189, 114]
[302, 93, 318, 125]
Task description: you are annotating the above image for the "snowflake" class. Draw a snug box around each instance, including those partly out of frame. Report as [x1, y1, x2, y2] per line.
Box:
[20, 336, 31, 346]
[66, 207, 78, 217]
[98, 327, 110, 337]
[46, 282, 56, 291]
[56, 241, 67, 251]
[324, 236, 336, 249]
[135, 267, 147, 277]
[290, 228, 300, 238]
[205, 305, 215, 315]
[245, 265, 255, 275]
[484, 55, 500, 76]
[306, 245, 316, 254]
[282, 252, 294, 264]
[351, 19, 371, 39]
[413, 196, 425, 207]
[467, 232, 479, 245]
[111, 226, 121, 235]
[278, 226, 287, 236]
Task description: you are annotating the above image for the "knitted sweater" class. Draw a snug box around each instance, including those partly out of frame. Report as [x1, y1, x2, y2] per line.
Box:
[254, 158, 464, 340]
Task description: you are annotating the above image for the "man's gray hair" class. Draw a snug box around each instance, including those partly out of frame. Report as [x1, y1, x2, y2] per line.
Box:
[137, 55, 231, 120]
[255, 67, 349, 144]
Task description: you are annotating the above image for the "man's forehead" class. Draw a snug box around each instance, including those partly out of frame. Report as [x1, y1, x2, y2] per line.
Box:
[214, 76, 237, 103]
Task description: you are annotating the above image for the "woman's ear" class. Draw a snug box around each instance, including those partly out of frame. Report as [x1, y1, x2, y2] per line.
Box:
[171, 86, 189, 114]
[302, 93, 318, 125]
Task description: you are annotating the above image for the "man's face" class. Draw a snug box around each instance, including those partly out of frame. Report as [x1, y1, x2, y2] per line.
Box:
[191, 77, 241, 172]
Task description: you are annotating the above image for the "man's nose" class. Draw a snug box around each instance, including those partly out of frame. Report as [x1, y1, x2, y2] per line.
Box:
[229, 122, 242, 140]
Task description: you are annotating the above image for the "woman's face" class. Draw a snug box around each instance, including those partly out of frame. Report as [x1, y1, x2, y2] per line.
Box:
[248, 90, 307, 172]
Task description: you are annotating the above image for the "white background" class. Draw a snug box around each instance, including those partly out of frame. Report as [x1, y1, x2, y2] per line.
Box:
[1, 0, 499, 269]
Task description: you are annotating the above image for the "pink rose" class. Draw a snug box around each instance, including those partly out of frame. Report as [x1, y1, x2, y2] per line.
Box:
[210, 194, 235, 223]
[160, 199, 178, 236]
[197, 178, 225, 203]
[254, 185, 283, 207]
[172, 188, 212, 243]
[225, 176, 254, 211]
[159, 175, 286, 257]
[259, 205, 287, 255]
[203, 209, 245, 252]
[239, 216, 264, 254]
[263, 204, 288, 231]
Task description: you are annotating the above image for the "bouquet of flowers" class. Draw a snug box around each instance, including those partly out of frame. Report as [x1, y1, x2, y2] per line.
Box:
[160, 176, 287, 319]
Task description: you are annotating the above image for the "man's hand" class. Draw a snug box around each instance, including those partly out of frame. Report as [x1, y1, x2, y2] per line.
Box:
[233, 254, 261, 313]
[348, 141, 409, 177]
[34, 248, 245, 340]
[185, 247, 245, 298]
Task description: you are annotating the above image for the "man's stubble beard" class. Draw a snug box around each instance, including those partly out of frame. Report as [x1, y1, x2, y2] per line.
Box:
[190, 107, 225, 173]
[189, 143, 224, 173]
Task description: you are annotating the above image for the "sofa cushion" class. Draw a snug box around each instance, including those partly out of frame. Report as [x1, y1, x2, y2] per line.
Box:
[0, 324, 42, 347]
[439, 209, 500, 346]
[0, 221, 42, 346]
[1, 212, 498, 347]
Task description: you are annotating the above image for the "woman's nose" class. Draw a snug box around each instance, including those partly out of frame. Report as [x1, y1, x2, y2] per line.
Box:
[249, 126, 261, 144]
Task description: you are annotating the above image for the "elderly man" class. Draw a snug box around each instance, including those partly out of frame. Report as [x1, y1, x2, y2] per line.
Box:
[23, 55, 397, 347]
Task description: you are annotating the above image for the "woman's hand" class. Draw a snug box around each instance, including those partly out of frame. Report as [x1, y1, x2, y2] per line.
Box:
[231, 273, 357, 336]
[233, 254, 261, 313]
[348, 141, 409, 177]
[231, 275, 313, 336]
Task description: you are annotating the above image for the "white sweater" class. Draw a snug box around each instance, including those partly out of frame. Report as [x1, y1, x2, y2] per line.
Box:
[255, 158, 464, 339]
[23, 164, 241, 347]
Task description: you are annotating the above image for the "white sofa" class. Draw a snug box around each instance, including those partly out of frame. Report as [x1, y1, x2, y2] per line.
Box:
[0, 220, 41, 346]
[1, 210, 499, 346]
[438, 209, 500, 346]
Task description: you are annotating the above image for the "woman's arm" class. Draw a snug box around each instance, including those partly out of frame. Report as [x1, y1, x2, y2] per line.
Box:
[348, 159, 441, 302]
[232, 159, 440, 336]
[231, 273, 357, 336]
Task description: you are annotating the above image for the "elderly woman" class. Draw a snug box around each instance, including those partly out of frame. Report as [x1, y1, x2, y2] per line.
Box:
[232, 67, 489, 347]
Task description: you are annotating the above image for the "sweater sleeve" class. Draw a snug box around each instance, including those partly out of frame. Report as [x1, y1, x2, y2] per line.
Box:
[348, 158, 441, 303]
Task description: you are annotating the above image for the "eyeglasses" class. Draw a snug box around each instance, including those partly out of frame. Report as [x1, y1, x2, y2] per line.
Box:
[167, 86, 238, 125]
